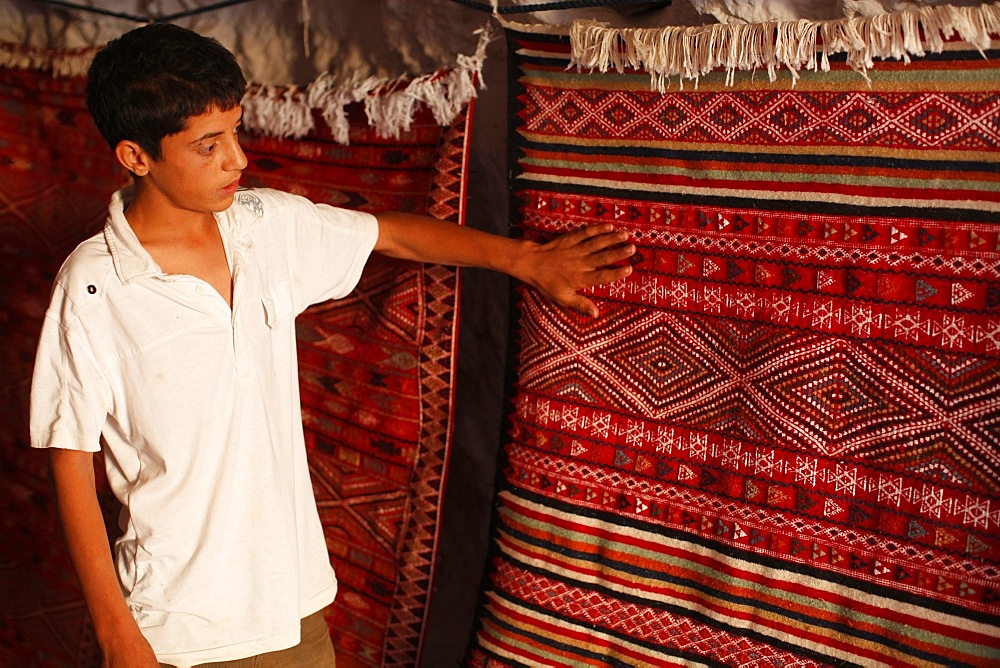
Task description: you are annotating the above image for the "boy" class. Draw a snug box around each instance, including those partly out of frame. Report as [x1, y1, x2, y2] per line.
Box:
[29, 23, 633, 668]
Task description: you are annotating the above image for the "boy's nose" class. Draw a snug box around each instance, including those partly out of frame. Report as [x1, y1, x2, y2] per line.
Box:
[227, 137, 248, 171]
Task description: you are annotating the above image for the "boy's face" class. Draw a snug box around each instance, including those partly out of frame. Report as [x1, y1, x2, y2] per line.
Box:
[142, 104, 247, 215]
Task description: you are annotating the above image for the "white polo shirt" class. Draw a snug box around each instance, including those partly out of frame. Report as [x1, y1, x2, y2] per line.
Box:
[30, 187, 378, 665]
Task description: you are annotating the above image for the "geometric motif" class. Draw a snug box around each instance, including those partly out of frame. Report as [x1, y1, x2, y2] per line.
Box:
[0, 66, 127, 668]
[241, 99, 472, 668]
[0, 62, 470, 668]
[468, 29, 1000, 668]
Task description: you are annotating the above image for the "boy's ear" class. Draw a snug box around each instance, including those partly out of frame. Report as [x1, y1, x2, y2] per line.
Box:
[114, 140, 152, 177]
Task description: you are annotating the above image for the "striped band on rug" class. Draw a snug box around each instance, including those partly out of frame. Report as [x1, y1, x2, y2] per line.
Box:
[469, 23, 1000, 668]
[0, 60, 472, 667]
[241, 99, 473, 667]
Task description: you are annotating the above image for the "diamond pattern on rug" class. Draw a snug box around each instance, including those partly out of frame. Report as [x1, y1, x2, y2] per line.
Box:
[0, 60, 471, 668]
[467, 28, 1000, 668]
[0, 67, 127, 668]
[242, 95, 472, 667]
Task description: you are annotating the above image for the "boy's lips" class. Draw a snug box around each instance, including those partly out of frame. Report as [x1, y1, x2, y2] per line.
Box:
[221, 179, 240, 194]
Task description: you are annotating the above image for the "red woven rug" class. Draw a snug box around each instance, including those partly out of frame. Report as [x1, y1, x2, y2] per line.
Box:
[0, 67, 127, 667]
[468, 29, 1000, 667]
[0, 64, 471, 667]
[240, 100, 472, 667]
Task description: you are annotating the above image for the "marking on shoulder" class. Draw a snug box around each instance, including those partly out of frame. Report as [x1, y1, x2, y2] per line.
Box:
[236, 191, 264, 217]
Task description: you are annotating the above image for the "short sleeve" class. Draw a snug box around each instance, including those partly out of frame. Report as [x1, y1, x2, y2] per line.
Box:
[247, 190, 379, 314]
[30, 283, 109, 453]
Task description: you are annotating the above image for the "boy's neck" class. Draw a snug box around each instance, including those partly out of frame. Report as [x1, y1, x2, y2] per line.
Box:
[122, 182, 234, 305]
[124, 184, 219, 243]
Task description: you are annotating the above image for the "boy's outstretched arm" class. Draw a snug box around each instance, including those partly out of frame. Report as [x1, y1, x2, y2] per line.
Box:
[374, 212, 634, 317]
[49, 449, 159, 668]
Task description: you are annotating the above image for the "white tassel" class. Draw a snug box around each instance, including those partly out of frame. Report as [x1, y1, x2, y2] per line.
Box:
[365, 23, 490, 138]
[241, 84, 315, 139]
[306, 72, 377, 145]
[365, 77, 417, 139]
[2, 16, 492, 145]
[568, 2, 1000, 91]
[0, 42, 96, 77]
[241, 21, 492, 143]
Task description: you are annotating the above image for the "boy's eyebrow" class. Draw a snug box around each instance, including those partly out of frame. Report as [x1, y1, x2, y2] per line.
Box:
[189, 130, 225, 144]
[188, 112, 243, 144]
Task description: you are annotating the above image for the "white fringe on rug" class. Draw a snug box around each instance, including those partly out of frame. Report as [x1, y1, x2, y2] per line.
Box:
[0, 22, 491, 145]
[242, 24, 492, 143]
[568, 2, 1000, 90]
[0, 43, 99, 77]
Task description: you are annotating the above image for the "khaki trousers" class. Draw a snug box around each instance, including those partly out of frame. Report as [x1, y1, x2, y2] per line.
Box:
[158, 609, 335, 668]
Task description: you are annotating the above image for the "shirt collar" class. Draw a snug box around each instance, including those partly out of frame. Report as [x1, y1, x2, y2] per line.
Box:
[105, 186, 158, 285]
[103, 186, 246, 285]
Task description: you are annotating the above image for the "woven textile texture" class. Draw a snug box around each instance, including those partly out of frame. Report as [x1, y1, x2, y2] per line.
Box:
[468, 29, 1000, 667]
[0, 64, 471, 667]
[240, 101, 471, 667]
[0, 67, 128, 668]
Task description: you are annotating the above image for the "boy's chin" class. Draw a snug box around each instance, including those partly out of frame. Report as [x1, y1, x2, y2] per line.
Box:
[210, 192, 238, 211]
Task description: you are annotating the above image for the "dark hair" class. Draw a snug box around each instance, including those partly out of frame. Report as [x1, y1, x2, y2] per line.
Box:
[86, 23, 247, 160]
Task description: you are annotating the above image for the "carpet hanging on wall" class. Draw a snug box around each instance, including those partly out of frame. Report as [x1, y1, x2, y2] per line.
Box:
[240, 98, 473, 668]
[469, 18, 1000, 667]
[0, 62, 128, 668]
[0, 48, 474, 668]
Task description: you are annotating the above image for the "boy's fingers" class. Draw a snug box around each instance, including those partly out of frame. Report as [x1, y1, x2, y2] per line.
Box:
[587, 265, 632, 286]
[575, 246, 634, 276]
[585, 228, 630, 251]
[561, 293, 600, 318]
[596, 243, 635, 265]
[552, 224, 623, 249]
[573, 223, 616, 241]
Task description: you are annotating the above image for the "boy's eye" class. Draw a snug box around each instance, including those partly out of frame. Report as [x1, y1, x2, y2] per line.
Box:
[199, 143, 217, 155]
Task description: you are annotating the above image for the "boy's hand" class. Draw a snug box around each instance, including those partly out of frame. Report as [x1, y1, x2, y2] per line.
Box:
[373, 213, 634, 316]
[516, 224, 635, 318]
[100, 623, 159, 667]
[47, 448, 158, 667]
